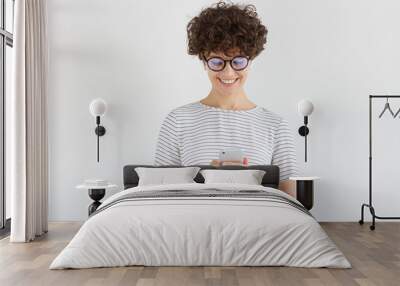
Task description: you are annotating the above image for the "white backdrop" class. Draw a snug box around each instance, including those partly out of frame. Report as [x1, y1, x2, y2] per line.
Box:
[47, 0, 400, 221]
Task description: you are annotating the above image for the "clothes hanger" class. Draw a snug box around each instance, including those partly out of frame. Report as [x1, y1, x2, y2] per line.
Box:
[393, 106, 400, 118]
[378, 97, 395, 118]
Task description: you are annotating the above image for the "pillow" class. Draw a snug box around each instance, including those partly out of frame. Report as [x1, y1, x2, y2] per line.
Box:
[135, 167, 200, 186]
[200, 169, 266, 185]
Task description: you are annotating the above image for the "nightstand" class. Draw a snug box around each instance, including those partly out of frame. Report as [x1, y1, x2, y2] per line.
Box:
[289, 177, 320, 210]
[76, 183, 117, 216]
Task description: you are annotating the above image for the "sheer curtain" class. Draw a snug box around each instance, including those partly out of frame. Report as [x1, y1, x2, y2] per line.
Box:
[9, 0, 48, 242]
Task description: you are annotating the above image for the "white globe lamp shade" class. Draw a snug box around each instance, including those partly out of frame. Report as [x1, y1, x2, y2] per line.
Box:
[297, 99, 314, 116]
[89, 98, 107, 117]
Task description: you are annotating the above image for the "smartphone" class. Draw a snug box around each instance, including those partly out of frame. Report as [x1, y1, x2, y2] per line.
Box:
[219, 148, 244, 162]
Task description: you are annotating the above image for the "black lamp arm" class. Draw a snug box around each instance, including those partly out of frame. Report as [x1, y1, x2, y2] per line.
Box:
[298, 116, 310, 162]
[94, 116, 106, 162]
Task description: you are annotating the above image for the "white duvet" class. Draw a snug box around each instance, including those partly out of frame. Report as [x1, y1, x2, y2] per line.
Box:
[50, 183, 351, 269]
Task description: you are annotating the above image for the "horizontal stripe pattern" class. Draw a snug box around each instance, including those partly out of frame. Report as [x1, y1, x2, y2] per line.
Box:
[92, 189, 311, 218]
[154, 102, 298, 181]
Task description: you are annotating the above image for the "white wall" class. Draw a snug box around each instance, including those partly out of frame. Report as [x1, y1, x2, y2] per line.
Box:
[47, 0, 400, 221]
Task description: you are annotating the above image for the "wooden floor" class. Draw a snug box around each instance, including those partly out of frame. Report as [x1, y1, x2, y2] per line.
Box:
[0, 222, 399, 286]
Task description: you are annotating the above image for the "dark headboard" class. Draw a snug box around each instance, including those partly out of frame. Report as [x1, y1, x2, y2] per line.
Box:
[123, 165, 280, 189]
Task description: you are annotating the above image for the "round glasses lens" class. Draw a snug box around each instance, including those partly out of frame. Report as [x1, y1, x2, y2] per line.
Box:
[231, 57, 248, 70]
[207, 58, 225, 71]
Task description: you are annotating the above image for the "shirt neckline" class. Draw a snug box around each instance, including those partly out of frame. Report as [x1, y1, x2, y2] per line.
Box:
[197, 101, 260, 113]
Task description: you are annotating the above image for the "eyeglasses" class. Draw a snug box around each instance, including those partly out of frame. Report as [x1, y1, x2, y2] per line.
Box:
[203, 55, 250, 72]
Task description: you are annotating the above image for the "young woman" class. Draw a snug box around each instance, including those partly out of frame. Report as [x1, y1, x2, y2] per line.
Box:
[154, 1, 298, 191]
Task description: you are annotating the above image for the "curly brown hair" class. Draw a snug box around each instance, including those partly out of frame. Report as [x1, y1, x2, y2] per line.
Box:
[187, 1, 267, 60]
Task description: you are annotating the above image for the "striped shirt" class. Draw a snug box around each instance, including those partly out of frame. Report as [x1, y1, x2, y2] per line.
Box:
[154, 101, 298, 181]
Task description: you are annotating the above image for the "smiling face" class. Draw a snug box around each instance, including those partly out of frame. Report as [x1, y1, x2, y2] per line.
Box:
[203, 50, 251, 96]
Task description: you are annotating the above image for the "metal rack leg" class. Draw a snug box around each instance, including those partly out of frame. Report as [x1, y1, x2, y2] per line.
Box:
[359, 204, 366, 225]
[369, 206, 376, 231]
[359, 202, 400, 230]
[359, 203, 376, 230]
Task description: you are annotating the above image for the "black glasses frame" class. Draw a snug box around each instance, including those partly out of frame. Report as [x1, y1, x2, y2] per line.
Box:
[203, 55, 250, 72]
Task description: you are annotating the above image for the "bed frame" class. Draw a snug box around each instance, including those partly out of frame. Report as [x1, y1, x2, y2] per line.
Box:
[123, 165, 280, 189]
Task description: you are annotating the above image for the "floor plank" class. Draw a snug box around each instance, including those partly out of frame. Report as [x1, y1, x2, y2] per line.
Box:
[0, 222, 399, 286]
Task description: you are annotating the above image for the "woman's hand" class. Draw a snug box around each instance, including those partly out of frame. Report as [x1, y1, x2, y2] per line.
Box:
[210, 158, 249, 166]
[210, 159, 221, 167]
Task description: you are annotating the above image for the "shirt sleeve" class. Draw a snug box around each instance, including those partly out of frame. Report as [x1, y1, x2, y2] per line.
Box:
[154, 111, 181, 165]
[271, 118, 298, 181]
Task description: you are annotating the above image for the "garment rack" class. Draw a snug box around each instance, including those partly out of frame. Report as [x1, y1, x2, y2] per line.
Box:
[359, 95, 400, 230]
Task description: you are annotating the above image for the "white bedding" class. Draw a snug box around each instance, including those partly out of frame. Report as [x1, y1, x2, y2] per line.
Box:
[50, 183, 351, 269]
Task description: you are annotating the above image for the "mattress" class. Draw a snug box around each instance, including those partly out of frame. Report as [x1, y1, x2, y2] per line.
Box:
[50, 183, 351, 269]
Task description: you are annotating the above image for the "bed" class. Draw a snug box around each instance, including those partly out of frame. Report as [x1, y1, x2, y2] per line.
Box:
[50, 165, 351, 269]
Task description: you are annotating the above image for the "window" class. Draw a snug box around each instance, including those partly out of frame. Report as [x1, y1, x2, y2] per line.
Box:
[0, 0, 13, 234]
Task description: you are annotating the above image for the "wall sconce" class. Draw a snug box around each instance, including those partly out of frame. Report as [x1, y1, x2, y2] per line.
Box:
[89, 98, 107, 162]
[297, 99, 314, 162]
